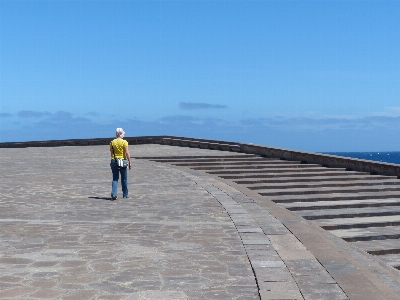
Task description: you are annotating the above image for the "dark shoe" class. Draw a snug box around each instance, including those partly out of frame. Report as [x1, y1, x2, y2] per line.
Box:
[123, 196, 129, 199]
[111, 195, 117, 201]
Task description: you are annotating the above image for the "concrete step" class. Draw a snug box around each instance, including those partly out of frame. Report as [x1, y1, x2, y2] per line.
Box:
[245, 179, 400, 190]
[350, 239, 400, 255]
[191, 164, 300, 172]
[329, 225, 400, 242]
[281, 198, 400, 211]
[373, 254, 400, 270]
[177, 161, 321, 169]
[315, 216, 400, 230]
[208, 167, 347, 174]
[191, 164, 320, 172]
[133, 154, 256, 159]
[294, 205, 400, 220]
[263, 191, 400, 203]
[233, 174, 397, 184]
[256, 184, 400, 196]
[221, 171, 372, 179]
[150, 157, 278, 163]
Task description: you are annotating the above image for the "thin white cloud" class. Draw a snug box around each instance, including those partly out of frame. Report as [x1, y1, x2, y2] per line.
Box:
[372, 106, 400, 117]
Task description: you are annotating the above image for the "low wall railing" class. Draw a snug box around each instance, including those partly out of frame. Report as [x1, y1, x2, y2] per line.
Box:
[1, 135, 400, 177]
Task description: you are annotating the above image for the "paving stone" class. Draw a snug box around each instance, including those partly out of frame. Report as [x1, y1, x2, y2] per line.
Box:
[0, 287, 37, 298]
[0, 282, 20, 291]
[242, 239, 271, 245]
[259, 290, 303, 300]
[0, 276, 23, 283]
[29, 279, 58, 289]
[30, 289, 64, 299]
[31, 261, 59, 267]
[90, 262, 118, 272]
[252, 261, 286, 268]
[275, 250, 317, 261]
[320, 262, 360, 275]
[97, 295, 126, 300]
[60, 290, 98, 300]
[200, 290, 237, 299]
[138, 290, 189, 299]
[286, 259, 330, 272]
[259, 281, 300, 291]
[253, 268, 295, 282]
[297, 283, 349, 300]
[0, 257, 33, 265]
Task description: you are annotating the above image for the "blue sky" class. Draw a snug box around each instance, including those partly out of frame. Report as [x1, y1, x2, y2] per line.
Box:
[1, 0, 400, 151]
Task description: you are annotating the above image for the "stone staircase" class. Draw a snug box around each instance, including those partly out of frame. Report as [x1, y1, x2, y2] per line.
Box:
[141, 154, 400, 271]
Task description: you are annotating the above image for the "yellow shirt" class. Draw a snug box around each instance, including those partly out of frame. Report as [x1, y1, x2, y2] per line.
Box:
[110, 138, 128, 159]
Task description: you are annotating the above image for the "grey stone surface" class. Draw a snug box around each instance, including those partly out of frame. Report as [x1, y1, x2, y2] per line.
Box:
[0, 145, 257, 299]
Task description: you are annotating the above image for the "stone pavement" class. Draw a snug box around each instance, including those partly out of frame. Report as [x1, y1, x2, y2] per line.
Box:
[0, 144, 399, 299]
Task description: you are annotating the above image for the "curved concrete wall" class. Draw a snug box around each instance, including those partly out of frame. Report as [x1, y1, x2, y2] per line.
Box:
[1, 135, 400, 177]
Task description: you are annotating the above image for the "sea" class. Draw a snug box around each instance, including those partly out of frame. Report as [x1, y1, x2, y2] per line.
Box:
[322, 152, 400, 165]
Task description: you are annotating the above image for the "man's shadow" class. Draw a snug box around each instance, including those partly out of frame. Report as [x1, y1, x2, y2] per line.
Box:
[88, 196, 113, 201]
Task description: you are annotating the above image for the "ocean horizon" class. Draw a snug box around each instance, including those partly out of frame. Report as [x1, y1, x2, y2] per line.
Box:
[323, 151, 400, 165]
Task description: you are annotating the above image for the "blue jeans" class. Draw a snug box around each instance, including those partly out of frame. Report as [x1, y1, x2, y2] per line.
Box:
[110, 161, 128, 198]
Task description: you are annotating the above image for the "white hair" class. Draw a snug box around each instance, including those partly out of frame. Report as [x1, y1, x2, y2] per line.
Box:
[116, 128, 125, 138]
